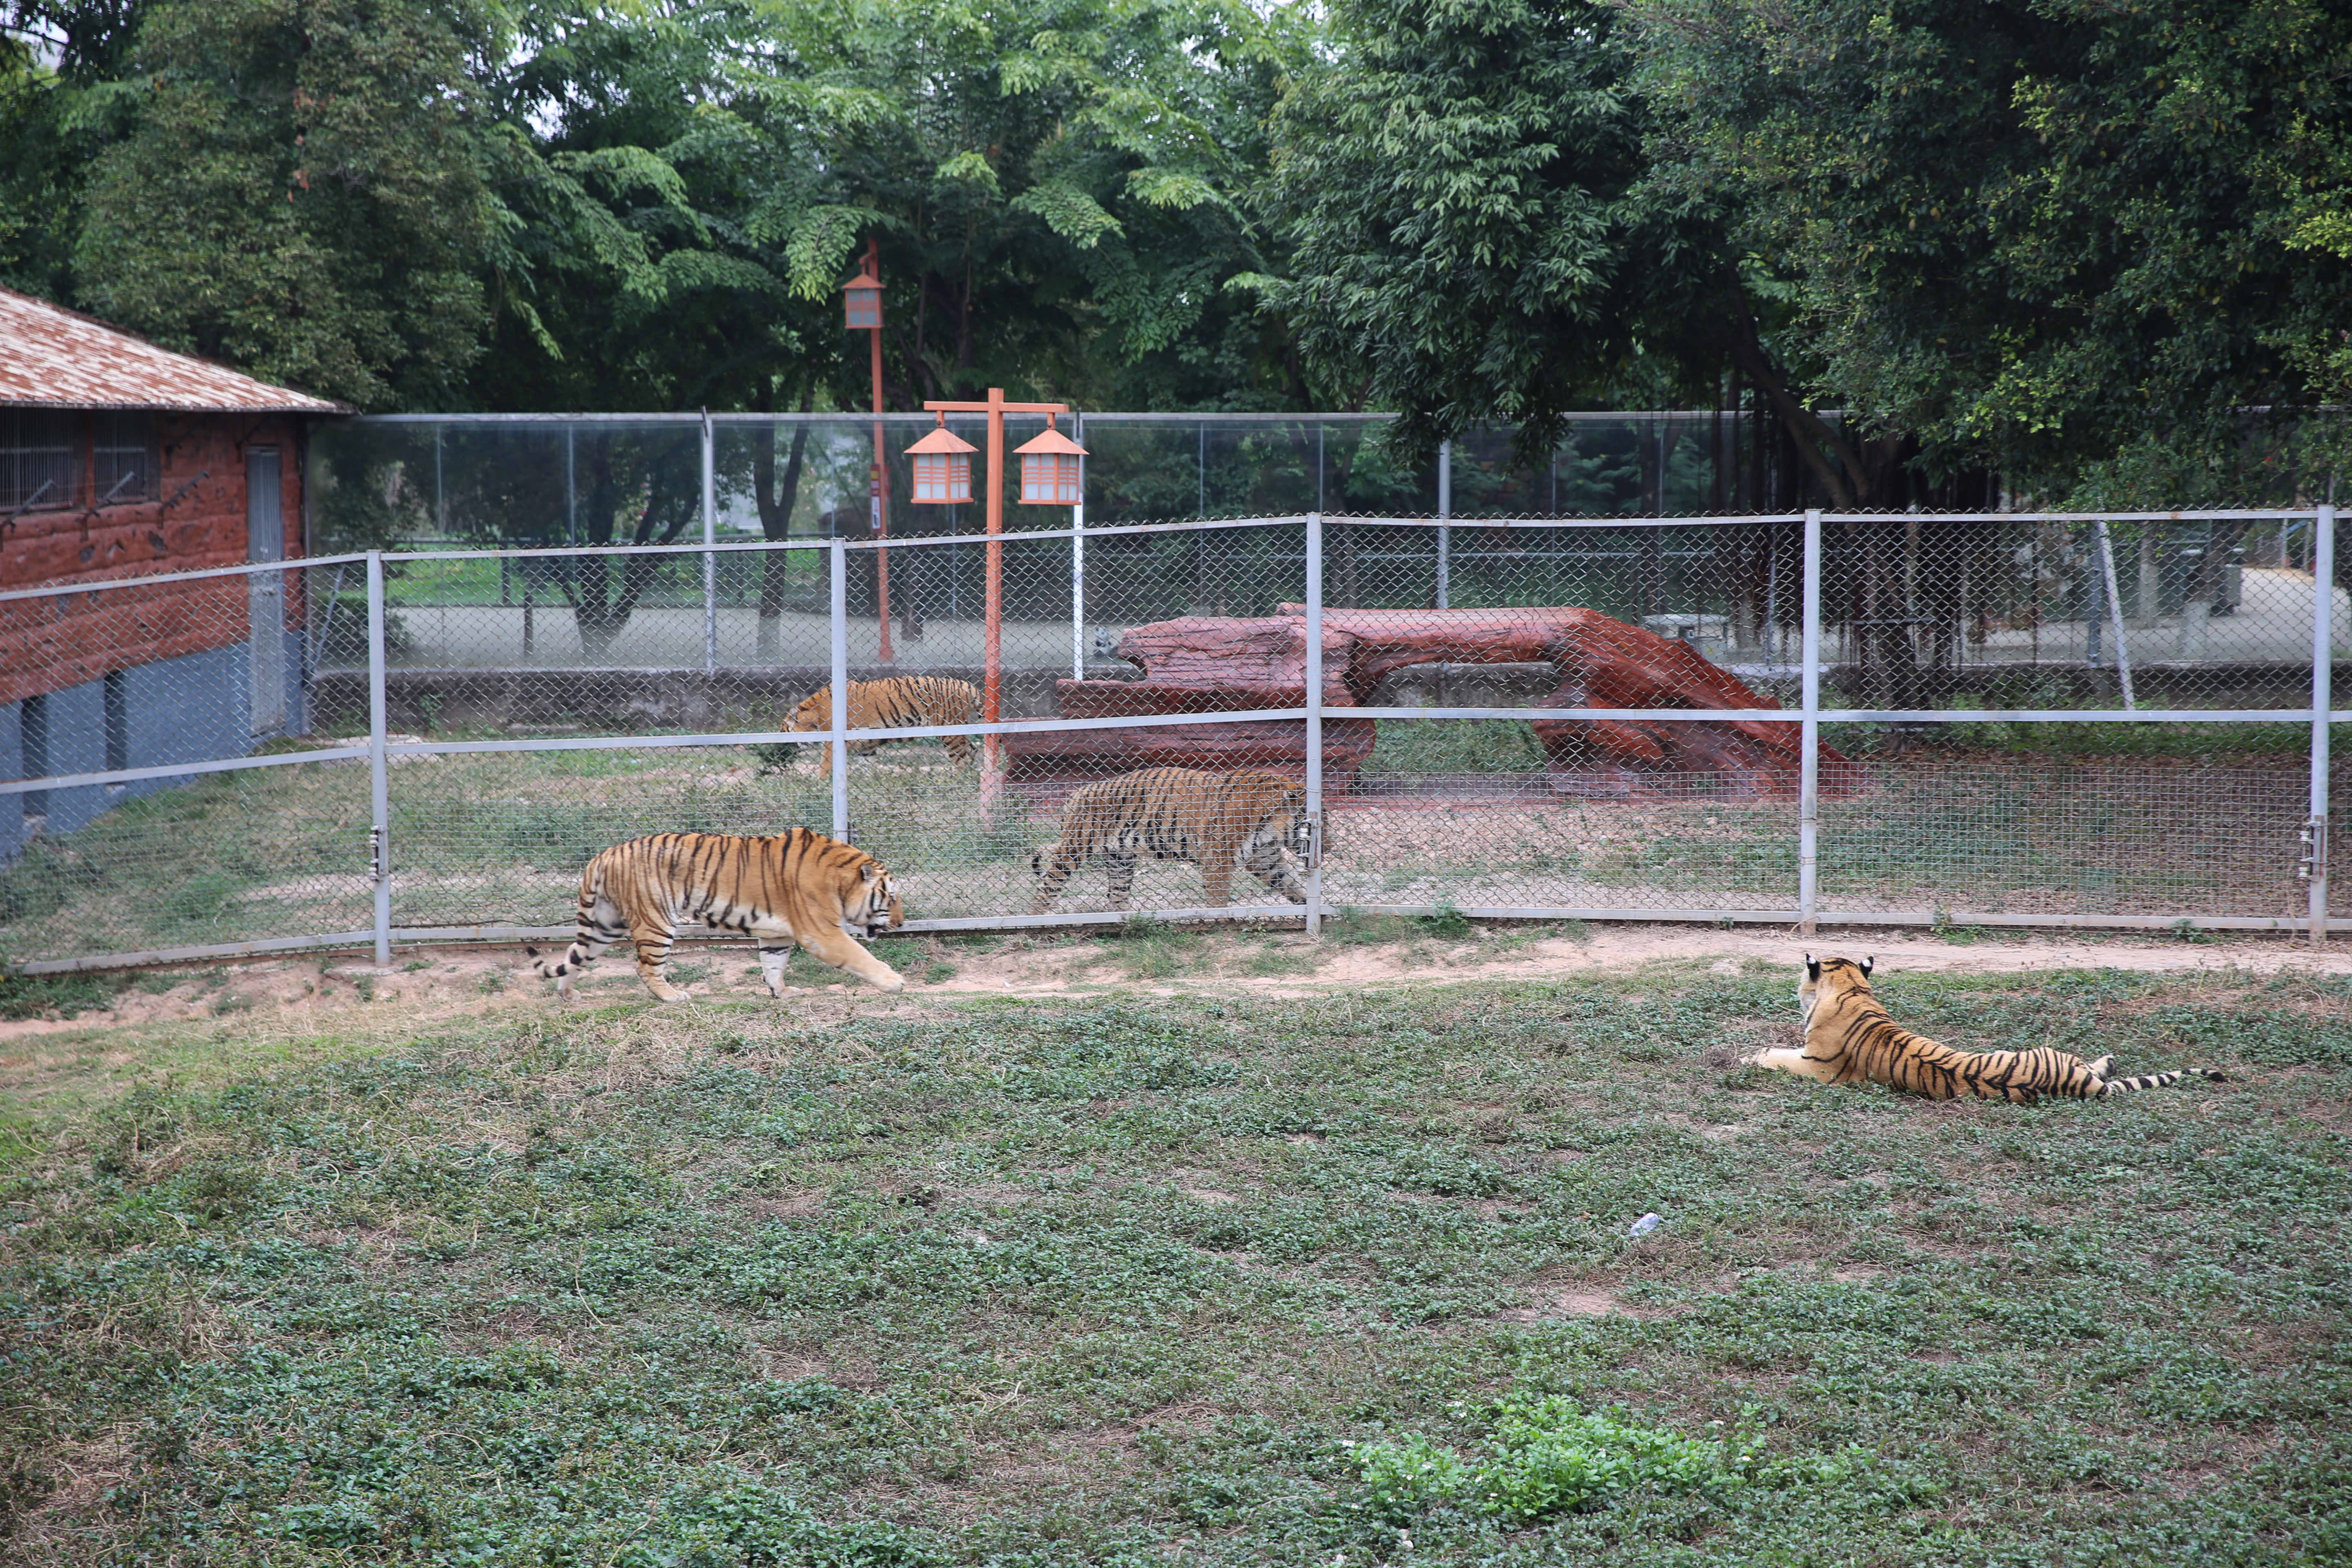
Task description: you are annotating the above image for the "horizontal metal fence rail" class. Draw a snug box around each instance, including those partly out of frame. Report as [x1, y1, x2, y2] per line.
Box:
[1, 503, 2340, 976]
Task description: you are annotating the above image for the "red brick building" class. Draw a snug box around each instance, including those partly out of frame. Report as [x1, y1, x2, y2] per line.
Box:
[0, 287, 343, 853]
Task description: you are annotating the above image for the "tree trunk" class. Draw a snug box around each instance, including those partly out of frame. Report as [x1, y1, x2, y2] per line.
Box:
[561, 433, 697, 661]
[753, 386, 812, 662]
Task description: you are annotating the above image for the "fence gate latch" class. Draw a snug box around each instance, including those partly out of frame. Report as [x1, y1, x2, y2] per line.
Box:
[2299, 816, 2326, 882]
[369, 824, 384, 885]
[1307, 810, 1326, 870]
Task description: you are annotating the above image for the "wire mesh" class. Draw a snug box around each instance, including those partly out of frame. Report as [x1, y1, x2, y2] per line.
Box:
[0, 758, 373, 962]
[312, 412, 1816, 547]
[1816, 515, 2325, 717]
[1332, 742, 1798, 913]
[384, 745, 833, 931]
[2, 560, 330, 758]
[374, 544, 831, 737]
[1817, 756, 2308, 920]
[1, 511, 2338, 971]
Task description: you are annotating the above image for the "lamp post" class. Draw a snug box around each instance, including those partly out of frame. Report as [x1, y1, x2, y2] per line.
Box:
[842, 240, 895, 660]
[903, 388, 1086, 790]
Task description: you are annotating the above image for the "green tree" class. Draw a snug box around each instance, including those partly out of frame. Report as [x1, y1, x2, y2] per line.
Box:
[451, 0, 1309, 645]
[1262, 0, 1675, 459]
[1627, 0, 2352, 505]
[468, 0, 1307, 416]
[732, 0, 1310, 412]
[73, 0, 503, 408]
[1259, 0, 1880, 513]
[0, 1, 150, 300]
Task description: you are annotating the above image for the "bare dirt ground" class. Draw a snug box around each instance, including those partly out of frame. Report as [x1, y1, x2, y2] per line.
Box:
[5, 918, 2345, 1052]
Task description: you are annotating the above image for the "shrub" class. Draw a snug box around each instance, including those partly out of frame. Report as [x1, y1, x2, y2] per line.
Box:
[1348, 1395, 1743, 1525]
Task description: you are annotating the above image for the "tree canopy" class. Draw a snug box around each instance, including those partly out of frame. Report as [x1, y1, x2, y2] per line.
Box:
[1628, 0, 2352, 502]
[3, 0, 2345, 500]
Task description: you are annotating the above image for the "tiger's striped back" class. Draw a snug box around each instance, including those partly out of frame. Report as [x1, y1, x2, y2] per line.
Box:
[790, 677, 981, 769]
[1781, 957, 2222, 1102]
[525, 829, 904, 1001]
[1031, 766, 1310, 912]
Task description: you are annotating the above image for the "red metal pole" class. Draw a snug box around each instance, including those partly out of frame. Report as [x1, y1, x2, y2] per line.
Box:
[983, 386, 1004, 778]
[869, 241, 893, 664]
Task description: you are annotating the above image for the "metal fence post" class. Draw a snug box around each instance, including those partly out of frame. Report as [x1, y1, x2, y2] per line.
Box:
[701, 408, 718, 677]
[365, 550, 392, 965]
[2311, 503, 2335, 947]
[1072, 412, 1087, 683]
[1305, 512, 1325, 938]
[829, 537, 850, 842]
[1799, 508, 1821, 937]
[1435, 440, 1451, 610]
[2094, 517, 2136, 709]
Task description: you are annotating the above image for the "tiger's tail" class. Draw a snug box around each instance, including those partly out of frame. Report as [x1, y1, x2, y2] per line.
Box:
[2099, 1067, 2227, 1097]
[525, 856, 622, 996]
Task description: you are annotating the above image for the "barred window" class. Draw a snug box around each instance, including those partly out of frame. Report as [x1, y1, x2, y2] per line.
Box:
[94, 410, 154, 506]
[0, 410, 78, 513]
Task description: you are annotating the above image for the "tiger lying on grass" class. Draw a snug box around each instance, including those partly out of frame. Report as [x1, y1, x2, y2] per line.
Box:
[1745, 955, 2226, 1102]
[786, 676, 980, 772]
[527, 829, 904, 1001]
[1031, 766, 1310, 913]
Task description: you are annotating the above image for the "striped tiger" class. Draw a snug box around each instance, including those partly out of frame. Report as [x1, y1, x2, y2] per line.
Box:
[788, 677, 980, 771]
[1744, 955, 2225, 1102]
[526, 829, 904, 1002]
[1031, 766, 1310, 913]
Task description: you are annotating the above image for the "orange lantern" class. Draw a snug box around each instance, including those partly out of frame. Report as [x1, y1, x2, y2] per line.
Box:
[906, 419, 976, 504]
[843, 267, 882, 330]
[1015, 415, 1086, 506]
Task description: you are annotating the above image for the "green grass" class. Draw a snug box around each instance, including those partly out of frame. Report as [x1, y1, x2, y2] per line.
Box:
[381, 552, 817, 610]
[0, 966, 136, 1022]
[4, 964, 2348, 1564]
[1825, 717, 2341, 762]
[1365, 718, 1547, 773]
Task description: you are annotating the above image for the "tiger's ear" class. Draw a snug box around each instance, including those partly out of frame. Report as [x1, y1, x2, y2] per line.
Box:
[1804, 955, 1820, 982]
[1860, 955, 1875, 977]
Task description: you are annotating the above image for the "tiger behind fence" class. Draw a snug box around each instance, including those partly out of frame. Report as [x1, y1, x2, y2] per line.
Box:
[1745, 955, 2225, 1102]
[785, 677, 981, 773]
[526, 829, 904, 1002]
[1030, 766, 1311, 914]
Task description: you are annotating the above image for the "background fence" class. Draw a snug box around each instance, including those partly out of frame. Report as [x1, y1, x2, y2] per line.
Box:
[1, 503, 2341, 974]
[304, 410, 1837, 558]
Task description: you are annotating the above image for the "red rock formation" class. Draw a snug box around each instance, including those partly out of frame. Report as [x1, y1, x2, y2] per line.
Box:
[1295, 606, 1848, 798]
[1004, 604, 1850, 799]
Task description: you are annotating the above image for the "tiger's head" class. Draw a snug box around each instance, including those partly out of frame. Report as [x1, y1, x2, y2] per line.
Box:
[839, 855, 903, 938]
[1800, 953, 1875, 1025]
[788, 690, 829, 732]
[1234, 771, 1311, 854]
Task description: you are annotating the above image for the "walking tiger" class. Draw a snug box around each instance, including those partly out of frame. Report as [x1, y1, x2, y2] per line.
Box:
[788, 677, 980, 772]
[1745, 955, 2225, 1101]
[526, 829, 904, 1001]
[1031, 766, 1310, 913]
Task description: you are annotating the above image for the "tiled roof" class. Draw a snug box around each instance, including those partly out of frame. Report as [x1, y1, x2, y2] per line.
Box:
[0, 287, 346, 413]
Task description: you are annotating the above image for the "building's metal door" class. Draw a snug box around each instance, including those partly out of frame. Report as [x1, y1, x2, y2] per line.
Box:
[247, 448, 286, 734]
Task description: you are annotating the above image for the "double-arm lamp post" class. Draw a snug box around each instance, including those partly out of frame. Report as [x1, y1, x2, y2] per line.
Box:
[902, 389, 1086, 781]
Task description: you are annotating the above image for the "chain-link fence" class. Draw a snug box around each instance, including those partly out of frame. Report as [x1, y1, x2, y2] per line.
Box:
[303, 411, 1808, 555]
[2, 506, 2340, 973]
